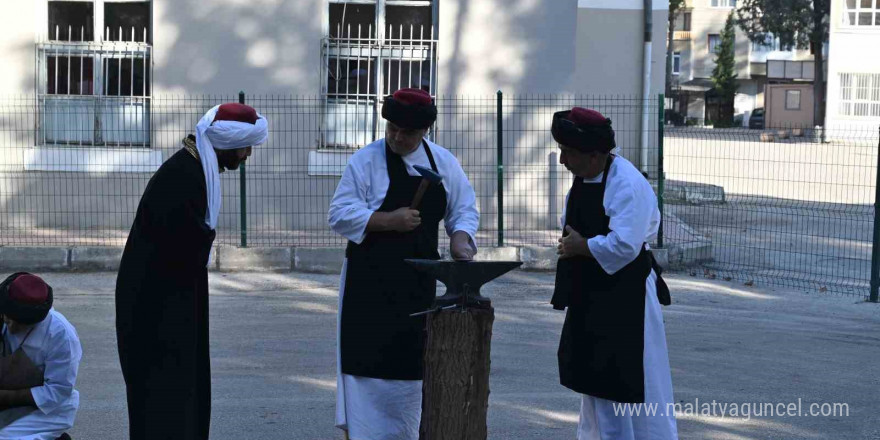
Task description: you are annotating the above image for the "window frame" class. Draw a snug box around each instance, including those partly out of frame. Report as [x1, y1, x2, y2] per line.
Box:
[843, 0, 880, 27]
[320, 0, 439, 149]
[37, 0, 153, 148]
[785, 90, 802, 110]
[838, 73, 880, 118]
[672, 52, 681, 75]
[708, 34, 722, 54]
[710, 0, 736, 8]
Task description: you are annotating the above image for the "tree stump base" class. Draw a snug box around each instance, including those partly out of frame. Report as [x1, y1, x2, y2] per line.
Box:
[420, 307, 494, 440]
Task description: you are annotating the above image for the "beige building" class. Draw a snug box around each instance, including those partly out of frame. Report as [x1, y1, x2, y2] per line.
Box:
[0, 0, 669, 237]
[825, 0, 880, 137]
[669, 0, 816, 126]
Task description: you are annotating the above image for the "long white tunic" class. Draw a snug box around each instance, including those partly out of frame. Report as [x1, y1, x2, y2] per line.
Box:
[0, 309, 82, 440]
[562, 156, 678, 440]
[329, 138, 480, 440]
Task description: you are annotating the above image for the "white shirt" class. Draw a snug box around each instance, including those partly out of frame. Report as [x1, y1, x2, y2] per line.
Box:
[328, 138, 480, 245]
[561, 156, 660, 275]
[2, 309, 82, 417]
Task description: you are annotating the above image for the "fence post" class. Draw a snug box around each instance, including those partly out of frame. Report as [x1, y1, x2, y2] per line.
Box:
[239, 91, 248, 248]
[496, 90, 504, 247]
[657, 94, 665, 249]
[871, 127, 880, 302]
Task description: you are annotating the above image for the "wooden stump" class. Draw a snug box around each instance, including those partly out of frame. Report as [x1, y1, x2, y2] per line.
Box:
[420, 307, 494, 440]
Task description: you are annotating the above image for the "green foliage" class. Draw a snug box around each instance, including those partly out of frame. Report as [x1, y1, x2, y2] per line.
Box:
[735, 0, 829, 51]
[711, 13, 739, 126]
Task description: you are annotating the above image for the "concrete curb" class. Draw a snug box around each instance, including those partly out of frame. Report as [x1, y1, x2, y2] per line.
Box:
[666, 241, 714, 269]
[660, 180, 726, 205]
[70, 247, 124, 271]
[0, 241, 711, 274]
[216, 246, 292, 272]
[0, 247, 69, 271]
[294, 248, 345, 274]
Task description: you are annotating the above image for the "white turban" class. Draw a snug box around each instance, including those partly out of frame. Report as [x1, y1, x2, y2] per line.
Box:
[195, 104, 269, 230]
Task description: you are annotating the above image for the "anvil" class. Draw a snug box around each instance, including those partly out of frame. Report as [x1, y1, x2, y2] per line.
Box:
[405, 259, 522, 314]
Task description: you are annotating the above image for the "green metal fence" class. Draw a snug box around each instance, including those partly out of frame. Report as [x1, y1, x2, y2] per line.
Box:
[1, 92, 879, 299]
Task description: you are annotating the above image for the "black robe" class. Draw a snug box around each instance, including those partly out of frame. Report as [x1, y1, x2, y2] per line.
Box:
[115, 148, 216, 440]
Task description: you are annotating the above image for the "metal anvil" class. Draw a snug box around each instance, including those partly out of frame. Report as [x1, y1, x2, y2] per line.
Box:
[405, 260, 522, 313]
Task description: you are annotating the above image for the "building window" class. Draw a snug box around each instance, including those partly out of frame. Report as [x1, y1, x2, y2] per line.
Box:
[675, 11, 691, 31]
[839, 73, 880, 118]
[785, 90, 801, 110]
[844, 0, 880, 26]
[708, 34, 722, 53]
[672, 52, 681, 75]
[711, 0, 736, 7]
[39, 0, 152, 148]
[321, 0, 437, 149]
[751, 34, 794, 53]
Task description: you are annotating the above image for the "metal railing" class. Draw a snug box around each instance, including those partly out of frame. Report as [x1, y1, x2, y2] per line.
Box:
[2, 92, 879, 299]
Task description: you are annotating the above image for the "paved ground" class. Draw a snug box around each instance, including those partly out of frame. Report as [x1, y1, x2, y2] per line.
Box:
[18, 270, 880, 440]
[668, 198, 872, 295]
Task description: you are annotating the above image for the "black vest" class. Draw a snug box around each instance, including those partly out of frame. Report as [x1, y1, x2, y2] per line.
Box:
[340, 140, 448, 380]
[552, 155, 668, 403]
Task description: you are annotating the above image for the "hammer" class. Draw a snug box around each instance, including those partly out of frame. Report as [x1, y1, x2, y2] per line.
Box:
[411, 165, 443, 209]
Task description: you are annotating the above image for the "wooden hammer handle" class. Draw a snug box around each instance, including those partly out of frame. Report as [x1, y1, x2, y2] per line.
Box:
[410, 179, 431, 209]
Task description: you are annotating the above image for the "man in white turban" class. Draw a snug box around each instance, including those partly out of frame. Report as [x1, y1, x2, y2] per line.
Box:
[116, 103, 268, 440]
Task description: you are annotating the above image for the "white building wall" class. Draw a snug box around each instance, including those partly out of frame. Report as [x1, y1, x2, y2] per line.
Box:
[826, 0, 880, 136]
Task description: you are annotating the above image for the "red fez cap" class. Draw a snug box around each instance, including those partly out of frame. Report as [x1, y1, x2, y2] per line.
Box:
[392, 88, 433, 106]
[214, 103, 259, 124]
[567, 107, 608, 126]
[8, 274, 50, 305]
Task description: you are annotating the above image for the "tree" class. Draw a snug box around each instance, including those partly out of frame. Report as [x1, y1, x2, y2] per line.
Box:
[711, 12, 739, 127]
[666, 0, 687, 96]
[736, 0, 830, 126]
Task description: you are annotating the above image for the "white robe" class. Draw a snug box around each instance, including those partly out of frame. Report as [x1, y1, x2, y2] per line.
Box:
[329, 138, 480, 440]
[562, 156, 678, 440]
[0, 309, 82, 440]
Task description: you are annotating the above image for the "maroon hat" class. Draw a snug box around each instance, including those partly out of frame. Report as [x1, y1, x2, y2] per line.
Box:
[0, 272, 54, 325]
[568, 107, 609, 126]
[382, 88, 437, 129]
[551, 107, 616, 153]
[9, 274, 50, 304]
[213, 103, 259, 125]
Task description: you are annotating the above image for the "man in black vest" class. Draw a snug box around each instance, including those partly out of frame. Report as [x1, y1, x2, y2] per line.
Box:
[329, 88, 479, 440]
[551, 107, 678, 440]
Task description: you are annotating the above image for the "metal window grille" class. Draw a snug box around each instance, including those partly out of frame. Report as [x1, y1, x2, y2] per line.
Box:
[37, 0, 152, 148]
[320, 0, 437, 149]
[839, 73, 880, 118]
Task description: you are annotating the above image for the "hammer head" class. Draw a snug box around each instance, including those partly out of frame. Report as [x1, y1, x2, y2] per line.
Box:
[414, 165, 443, 184]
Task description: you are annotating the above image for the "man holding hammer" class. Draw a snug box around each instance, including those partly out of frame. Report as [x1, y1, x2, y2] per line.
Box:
[329, 88, 479, 440]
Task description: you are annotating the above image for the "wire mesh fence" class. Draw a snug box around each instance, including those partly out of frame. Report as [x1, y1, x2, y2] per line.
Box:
[1, 92, 879, 298]
[663, 124, 879, 297]
[0, 93, 660, 249]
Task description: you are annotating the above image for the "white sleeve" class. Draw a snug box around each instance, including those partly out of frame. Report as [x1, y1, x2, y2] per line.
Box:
[587, 179, 656, 275]
[441, 154, 480, 247]
[328, 158, 374, 244]
[30, 324, 82, 414]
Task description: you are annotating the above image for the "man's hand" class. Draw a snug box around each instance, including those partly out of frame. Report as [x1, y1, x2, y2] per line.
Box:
[366, 208, 421, 232]
[389, 207, 421, 232]
[557, 225, 590, 259]
[450, 231, 477, 261]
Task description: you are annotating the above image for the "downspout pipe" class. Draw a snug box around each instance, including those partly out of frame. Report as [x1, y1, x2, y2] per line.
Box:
[641, 0, 653, 175]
